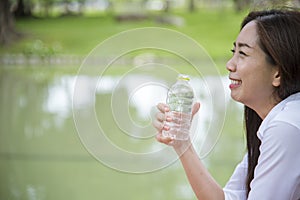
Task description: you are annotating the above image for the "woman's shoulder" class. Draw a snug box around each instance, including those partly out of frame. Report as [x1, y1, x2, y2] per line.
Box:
[258, 92, 300, 137]
[273, 93, 300, 129]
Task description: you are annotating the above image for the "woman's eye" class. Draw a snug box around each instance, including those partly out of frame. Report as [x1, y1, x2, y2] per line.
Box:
[230, 47, 247, 57]
[239, 51, 247, 56]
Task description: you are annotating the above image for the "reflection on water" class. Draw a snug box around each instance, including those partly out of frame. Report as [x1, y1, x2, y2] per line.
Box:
[0, 68, 244, 200]
[44, 76, 74, 118]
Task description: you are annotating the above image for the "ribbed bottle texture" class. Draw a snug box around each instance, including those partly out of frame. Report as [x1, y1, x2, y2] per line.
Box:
[163, 74, 194, 140]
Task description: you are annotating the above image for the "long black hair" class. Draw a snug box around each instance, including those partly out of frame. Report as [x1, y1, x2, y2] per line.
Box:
[240, 9, 300, 195]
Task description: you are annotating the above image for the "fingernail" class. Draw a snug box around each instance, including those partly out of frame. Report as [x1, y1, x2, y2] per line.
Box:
[164, 106, 169, 112]
[166, 116, 172, 121]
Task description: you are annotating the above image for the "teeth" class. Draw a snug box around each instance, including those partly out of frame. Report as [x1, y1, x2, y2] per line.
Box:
[231, 80, 241, 85]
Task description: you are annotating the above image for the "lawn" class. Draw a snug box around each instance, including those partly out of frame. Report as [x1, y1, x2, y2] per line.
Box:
[0, 8, 247, 73]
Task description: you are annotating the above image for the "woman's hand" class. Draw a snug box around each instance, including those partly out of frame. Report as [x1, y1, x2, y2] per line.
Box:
[153, 102, 200, 152]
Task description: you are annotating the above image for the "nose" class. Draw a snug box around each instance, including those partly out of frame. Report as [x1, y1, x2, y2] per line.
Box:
[226, 56, 236, 72]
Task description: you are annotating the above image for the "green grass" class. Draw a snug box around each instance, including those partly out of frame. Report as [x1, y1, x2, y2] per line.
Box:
[0, 9, 247, 74]
[1, 9, 245, 56]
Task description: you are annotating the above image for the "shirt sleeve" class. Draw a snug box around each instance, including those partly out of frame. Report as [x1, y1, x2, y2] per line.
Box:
[248, 121, 300, 200]
[223, 154, 248, 200]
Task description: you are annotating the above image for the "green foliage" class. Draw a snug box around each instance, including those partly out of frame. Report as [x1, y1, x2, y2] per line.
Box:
[23, 39, 62, 57]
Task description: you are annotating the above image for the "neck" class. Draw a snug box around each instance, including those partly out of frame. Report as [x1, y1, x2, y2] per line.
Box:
[250, 97, 280, 120]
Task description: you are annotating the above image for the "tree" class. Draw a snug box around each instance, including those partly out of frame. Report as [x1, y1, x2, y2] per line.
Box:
[14, 0, 33, 18]
[164, 0, 171, 12]
[188, 0, 195, 12]
[0, 0, 21, 45]
[233, 0, 294, 11]
[233, 0, 251, 11]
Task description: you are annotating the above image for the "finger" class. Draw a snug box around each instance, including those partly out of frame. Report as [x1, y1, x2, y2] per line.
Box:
[155, 112, 165, 122]
[192, 102, 200, 117]
[155, 133, 174, 145]
[152, 119, 170, 132]
[157, 103, 170, 113]
[156, 112, 172, 123]
[152, 119, 164, 132]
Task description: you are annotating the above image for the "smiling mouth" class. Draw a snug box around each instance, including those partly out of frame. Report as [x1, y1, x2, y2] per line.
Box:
[231, 79, 242, 85]
[229, 79, 242, 89]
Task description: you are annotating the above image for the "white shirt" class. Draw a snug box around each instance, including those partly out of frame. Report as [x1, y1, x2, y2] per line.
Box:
[223, 92, 300, 200]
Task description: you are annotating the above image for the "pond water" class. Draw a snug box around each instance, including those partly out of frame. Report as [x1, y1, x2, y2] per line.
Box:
[0, 66, 245, 200]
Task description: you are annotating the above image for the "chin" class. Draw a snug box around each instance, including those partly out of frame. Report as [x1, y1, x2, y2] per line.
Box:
[230, 93, 243, 104]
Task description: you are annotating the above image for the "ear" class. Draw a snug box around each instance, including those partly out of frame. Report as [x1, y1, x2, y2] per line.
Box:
[272, 70, 280, 87]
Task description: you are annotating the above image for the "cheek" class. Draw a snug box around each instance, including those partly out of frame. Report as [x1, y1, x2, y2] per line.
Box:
[240, 60, 271, 85]
[244, 73, 274, 94]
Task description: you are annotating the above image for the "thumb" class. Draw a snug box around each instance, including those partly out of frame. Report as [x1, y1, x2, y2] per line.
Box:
[192, 102, 200, 117]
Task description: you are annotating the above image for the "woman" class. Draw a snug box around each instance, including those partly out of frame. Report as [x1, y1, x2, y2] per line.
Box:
[153, 9, 300, 199]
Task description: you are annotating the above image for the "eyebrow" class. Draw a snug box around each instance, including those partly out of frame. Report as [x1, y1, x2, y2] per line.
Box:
[233, 42, 253, 48]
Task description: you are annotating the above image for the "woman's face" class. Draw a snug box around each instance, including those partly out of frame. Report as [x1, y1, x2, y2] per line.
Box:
[226, 21, 280, 115]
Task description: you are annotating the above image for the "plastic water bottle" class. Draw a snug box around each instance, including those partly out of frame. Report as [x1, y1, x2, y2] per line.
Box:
[163, 74, 194, 140]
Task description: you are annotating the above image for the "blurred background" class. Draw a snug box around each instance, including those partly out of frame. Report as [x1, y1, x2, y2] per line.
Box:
[1, 0, 299, 199]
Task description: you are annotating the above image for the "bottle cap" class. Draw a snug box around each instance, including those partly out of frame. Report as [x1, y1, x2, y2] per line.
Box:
[177, 74, 190, 81]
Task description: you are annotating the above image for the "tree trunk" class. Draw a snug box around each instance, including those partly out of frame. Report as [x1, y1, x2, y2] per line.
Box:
[188, 0, 195, 12]
[0, 0, 21, 45]
[14, 0, 32, 18]
[164, 0, 170, 12]
[63, 0, 71, 16]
